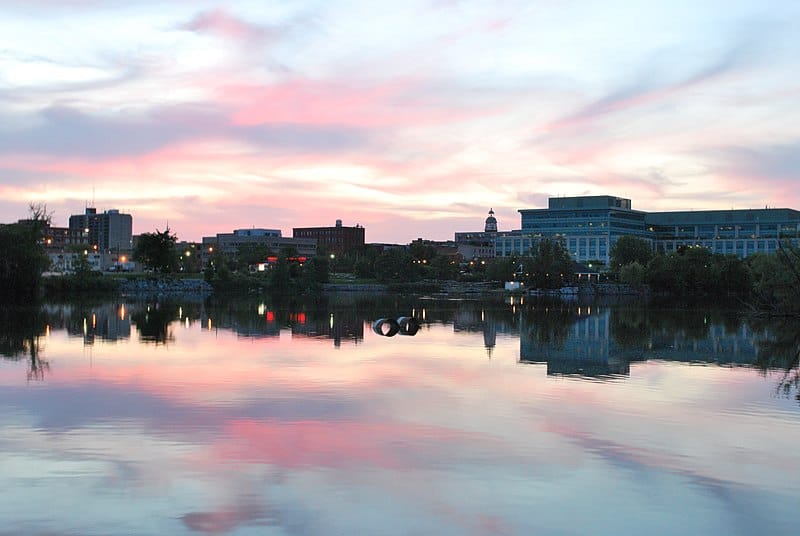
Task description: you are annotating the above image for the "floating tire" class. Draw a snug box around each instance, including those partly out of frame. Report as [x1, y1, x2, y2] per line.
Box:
[372, 318, 400, 337]
[397, 316, 420, 336]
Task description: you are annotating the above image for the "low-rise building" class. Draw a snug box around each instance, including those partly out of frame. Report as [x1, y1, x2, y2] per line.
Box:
[201, 228, 317, 266]
[293, 219, 365, 255]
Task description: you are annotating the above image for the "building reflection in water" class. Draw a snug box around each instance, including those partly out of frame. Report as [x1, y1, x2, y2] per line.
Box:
[519, 302, 762, 379]
[520, 305, 631, 377]
[453, 307, 496, 357]
[200, 300, 365, 347]
[2, 297, 795, 390]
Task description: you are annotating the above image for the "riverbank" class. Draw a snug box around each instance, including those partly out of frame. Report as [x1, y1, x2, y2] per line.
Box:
[41, 273, 212, 298]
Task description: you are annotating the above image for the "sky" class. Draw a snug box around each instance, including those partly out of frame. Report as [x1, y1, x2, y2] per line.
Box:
[1, 0, 798, 243]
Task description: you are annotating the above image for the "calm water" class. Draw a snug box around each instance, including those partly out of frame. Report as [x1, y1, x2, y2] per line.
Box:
[1, 295, 798, 535]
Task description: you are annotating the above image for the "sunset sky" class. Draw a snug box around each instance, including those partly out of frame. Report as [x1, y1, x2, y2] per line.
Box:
[1, 0, 798, 243]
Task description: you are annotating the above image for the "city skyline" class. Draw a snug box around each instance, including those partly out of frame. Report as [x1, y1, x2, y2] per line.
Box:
[1, 1, 798, 243]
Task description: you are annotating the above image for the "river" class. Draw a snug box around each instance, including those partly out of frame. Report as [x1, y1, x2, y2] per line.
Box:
[1, 294, 798, 535]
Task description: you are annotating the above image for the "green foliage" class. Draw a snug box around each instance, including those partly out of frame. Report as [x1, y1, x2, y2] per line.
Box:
[645, 254, 680, 292]
[232, 243, 272, 272]
[353, 257, 375, 279]
[0, 208, 50, 301]
[374, 248, 418, 283]
[408, 240, 437, 264]
[610, 236, 653, 273]
[485, 255, 520, 282]
[267, 254, 292, 294]
[619, 261, 646, 287]
[430, 255, 458, 280]
[298, 255, 330, 291]
[524, 239, 573, 289]
[644, 247, 753, 296]
[748, 247, 800, 313]
[134, 228, 178, 273]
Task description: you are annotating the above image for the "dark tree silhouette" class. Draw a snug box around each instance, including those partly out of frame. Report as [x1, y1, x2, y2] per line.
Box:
[134, 227, 178, 273]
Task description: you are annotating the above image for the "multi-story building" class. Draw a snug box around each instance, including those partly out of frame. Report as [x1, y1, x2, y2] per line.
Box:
[68, 208, 133, 255]
[41, 225, 88, 249]
[647, 208, 800, 257]
[495, 195, 800, 264]
[454, 209, 500, 260]
[292, 220, 365, 255]
[201, 228, 317, 265]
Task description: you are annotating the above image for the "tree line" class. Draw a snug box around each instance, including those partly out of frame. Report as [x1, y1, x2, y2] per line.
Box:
[609, 235, 800, 313]
[3, 208, 799, 314]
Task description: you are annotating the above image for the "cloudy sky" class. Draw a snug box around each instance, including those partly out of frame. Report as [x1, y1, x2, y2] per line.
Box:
[1, 0, 798, 242]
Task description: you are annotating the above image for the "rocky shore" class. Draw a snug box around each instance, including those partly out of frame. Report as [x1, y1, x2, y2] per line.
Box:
[119, 277, 213, 295]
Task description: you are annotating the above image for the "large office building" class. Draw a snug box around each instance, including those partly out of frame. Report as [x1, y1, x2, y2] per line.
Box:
[495, 195, 800, 264]
[647, 208, 800, 257]
[68, 207, 133, 254]
[292, 219, 365, 255]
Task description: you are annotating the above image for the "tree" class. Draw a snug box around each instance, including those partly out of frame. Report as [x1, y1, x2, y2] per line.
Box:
[430, 254, 458, 280]
[524, 239, 573, 289]
[748, 249, 800, 313]
[267, 252, 292, 294]
[709, 254, 751, 294]
[619, 261, 646, 287]
[134, 228, 178, 273]
[408, 240, 437, 264]
[354, 257, 375, 279]
[645, 254, 680, 292]
[610, 236, 653, 273]
[374, 248, 417, 283]
[485, 255, 520, 282]
[299, 255, 330, 291]
[233, 243, 272, 272]
[0, 204, 51, 301]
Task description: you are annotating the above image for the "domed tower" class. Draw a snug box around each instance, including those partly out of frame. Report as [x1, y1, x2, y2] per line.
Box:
[484, 208, 498, 233]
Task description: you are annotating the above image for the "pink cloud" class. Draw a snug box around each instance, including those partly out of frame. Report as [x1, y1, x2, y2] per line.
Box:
[223, 79, 483, 128]
[180, 9, 280, 44]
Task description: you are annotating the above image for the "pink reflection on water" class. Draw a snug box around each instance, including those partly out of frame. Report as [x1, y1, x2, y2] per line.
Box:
[211, 419, 483, 470]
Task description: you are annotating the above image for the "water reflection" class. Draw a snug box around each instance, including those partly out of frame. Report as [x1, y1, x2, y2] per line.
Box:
[0, 305, 49, 380]
[3, 297, 798, 393]
[750, 316, 800, 403]
[0, 295, 798, 534]
[518, 301, 798, 389]
[521, 303, 631, 376]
